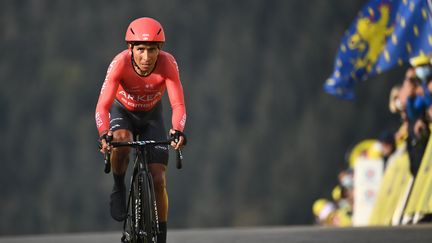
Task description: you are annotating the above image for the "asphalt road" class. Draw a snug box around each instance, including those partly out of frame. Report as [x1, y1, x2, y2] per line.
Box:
[2, 225, 432, 243]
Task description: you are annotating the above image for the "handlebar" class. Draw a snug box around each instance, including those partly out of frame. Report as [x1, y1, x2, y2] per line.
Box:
[103, 139, 183, 174]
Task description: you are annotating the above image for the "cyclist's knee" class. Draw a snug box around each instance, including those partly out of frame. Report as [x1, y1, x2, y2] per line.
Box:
[113, 129, 133, 142]
[111, 129, 133, 160]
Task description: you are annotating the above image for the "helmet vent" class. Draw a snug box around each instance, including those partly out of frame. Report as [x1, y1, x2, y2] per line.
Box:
[130, 28, 135, 35]
[157, 28, 162, 35]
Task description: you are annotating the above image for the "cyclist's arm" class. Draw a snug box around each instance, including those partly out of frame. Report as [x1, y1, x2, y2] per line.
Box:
[165, 56, 186, 132]
[95, 58, 122, 136]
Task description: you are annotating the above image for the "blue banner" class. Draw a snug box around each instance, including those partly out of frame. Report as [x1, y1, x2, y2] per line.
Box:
[324, 0, 432, 100]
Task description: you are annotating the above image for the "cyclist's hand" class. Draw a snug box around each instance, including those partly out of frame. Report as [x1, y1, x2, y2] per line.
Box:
[170, 129, 187, 150]
[99, 131, 113, 154]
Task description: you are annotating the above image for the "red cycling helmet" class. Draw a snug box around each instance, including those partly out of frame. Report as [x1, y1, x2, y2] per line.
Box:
[125, 17, 165, 43]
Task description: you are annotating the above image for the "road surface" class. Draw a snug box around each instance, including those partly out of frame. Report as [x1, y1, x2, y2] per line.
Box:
[1, 225, 432, 243]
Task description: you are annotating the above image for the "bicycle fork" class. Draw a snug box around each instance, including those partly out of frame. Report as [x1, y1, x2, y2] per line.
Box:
[148, 173, 160, 235]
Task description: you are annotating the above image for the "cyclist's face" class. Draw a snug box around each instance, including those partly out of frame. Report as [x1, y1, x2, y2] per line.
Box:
[131, 43, 160, 74]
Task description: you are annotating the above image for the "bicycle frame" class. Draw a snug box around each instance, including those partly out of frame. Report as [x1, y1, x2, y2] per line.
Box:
[103, 138, 183, 243]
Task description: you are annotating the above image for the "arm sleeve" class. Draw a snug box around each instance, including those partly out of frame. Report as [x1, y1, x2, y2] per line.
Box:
[95, 58, 121, 136]
[165, 56, 187, 132]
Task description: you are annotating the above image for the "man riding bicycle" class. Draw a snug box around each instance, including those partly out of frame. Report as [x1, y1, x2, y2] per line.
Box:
[95, 17, 186, 243]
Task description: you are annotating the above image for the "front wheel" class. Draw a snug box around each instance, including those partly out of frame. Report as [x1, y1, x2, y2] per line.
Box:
[123, 172, 152, 243]
[140, 170, 158, 243]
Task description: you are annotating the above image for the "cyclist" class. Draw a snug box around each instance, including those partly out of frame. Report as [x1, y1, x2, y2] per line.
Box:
[95, 17, 186, 243]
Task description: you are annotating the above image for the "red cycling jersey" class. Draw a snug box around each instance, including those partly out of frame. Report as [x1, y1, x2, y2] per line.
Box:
[95, 50, 186, 136]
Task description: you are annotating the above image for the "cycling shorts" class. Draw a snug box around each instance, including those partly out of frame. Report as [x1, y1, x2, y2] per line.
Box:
[109, 99, 169, 165]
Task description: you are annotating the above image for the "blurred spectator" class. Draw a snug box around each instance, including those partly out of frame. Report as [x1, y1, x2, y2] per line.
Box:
[313, 198, 337, 226]
[389, 85, 409, 145]
[410, 53, 432, 120]
[338, 169, 354, 210]
[377, 130, 396, 169]
[312, 196, 352, 227]
[332, 185, 352, 218]
[399, 68, 422, 106]
[389, 85, 403, 114]
[404, 56, 432, 177]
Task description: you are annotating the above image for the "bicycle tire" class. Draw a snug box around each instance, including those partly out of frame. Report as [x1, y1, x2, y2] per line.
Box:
[122, 167, 145, 243]
[120, 146, 162, 243]
[140, 170, 158, 243]
[124, 171, 157, 243]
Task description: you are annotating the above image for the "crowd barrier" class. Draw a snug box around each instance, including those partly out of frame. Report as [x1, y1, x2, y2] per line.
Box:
[368, 147, 412, 225]
[364, 134, 432, 225]
[402, 133, 432, 224]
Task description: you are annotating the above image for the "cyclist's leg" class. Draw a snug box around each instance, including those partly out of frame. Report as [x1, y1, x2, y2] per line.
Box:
[111, 129, 133, 174]
[109, 129, 133, 222]
[148, 164, 168, 221]
[110, 100, 135, 175]
[109, 100, 134, 221]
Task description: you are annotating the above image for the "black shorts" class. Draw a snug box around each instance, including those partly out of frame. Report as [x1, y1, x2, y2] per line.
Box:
[110, 99, 169, 165]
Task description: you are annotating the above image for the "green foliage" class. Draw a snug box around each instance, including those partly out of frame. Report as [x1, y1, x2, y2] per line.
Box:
[0, 0, 402, 235]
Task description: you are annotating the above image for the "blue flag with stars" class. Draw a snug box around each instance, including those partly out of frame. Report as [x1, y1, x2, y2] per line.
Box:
[324, 0, 432, 100]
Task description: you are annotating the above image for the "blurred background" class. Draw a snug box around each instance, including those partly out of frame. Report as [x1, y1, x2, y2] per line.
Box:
[0, 0, 406, 235]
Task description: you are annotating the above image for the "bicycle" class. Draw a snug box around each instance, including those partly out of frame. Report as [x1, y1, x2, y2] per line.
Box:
[103, 135, 183, 243]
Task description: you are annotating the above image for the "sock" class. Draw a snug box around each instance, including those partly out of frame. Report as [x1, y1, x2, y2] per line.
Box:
[157, 222, 167, 243]
[113, 173, 125, 190]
